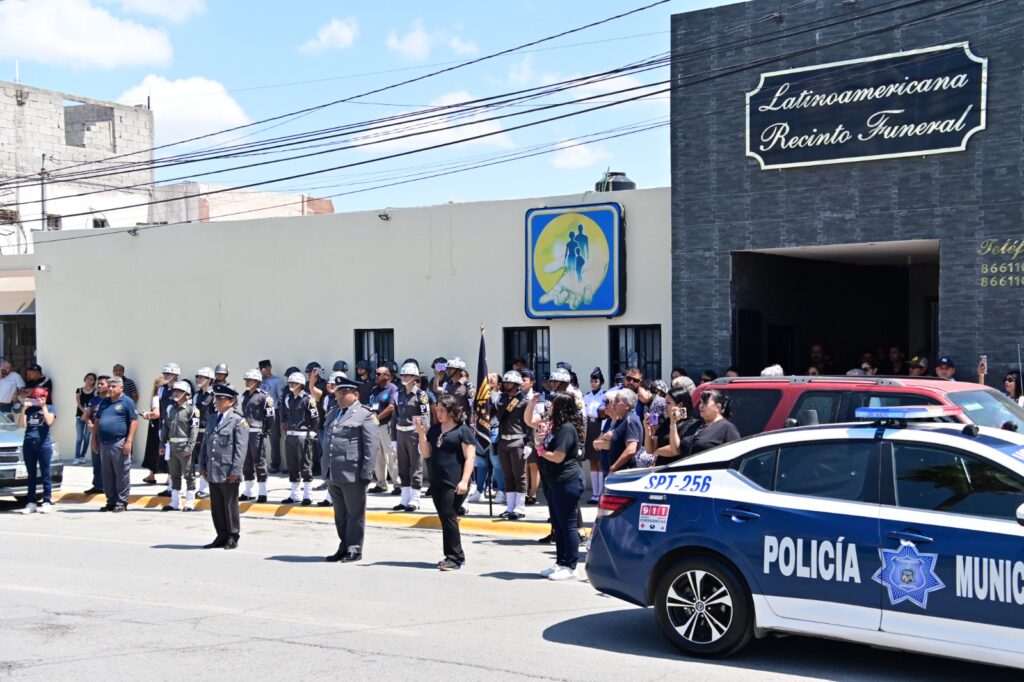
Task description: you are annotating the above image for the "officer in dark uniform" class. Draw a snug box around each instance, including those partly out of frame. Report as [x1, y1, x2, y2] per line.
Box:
[323, 374, 378, 563]
[240, 369, 275, 503]
[192, 367, 216, 500]
[214, 363, 230, 386]
[438, 357, 474, 417]
[394, 362, 430, 511]
[154, 363, 181, 498]
[496, 370, 530, 519]
[160, 381, 200, 512]
[305, 362, 327, 478]
[281, 371, 318, 505]
[199, 384, 248, 549]
[354, 360, 373, 404]
[315, 371, 345, 507]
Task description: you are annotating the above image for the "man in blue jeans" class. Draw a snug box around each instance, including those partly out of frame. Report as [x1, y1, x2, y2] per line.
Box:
[82, 376, 110, 495]
[93, 376, 138, 512]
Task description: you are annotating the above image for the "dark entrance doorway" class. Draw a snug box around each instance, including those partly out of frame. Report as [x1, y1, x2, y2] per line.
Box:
[731, 240, 938, 375]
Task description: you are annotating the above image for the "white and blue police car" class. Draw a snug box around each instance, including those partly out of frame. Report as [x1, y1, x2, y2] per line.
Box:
[585, 406, 1024, 669]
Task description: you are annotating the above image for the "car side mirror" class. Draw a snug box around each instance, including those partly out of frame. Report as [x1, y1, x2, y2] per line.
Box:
[1001, 420, 1019, 432]
[798, 409, 819, 426]
[1018, 502, 1024, 528]
[784, 418, 798, 428]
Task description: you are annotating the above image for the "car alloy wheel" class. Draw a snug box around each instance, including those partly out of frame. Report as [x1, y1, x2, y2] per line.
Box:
[654, 555, 753, 658]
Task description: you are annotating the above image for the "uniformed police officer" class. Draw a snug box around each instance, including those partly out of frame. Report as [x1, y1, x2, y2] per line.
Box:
[495, 370, 530, 519]
[394, 362, 430, 511]
[305, 362, 327, 478]
[315, 371, 345, 507]
[323, 374, 377, 563]
[152, 363, 181, 498]
[438, 356, 474, 417]
[354, 360, 373, 404]
[160, 381, 200, 512]
[193, 367, 216, 500]
[214, 363, 230, 386]
[199, 384, 248, 549]
[240, 369, 275, 503]
[281, 371, 318, 505]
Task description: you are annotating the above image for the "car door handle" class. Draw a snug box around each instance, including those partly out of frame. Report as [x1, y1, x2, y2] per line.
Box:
[887, 529, 933, 544]
[721, 507, 760, 522]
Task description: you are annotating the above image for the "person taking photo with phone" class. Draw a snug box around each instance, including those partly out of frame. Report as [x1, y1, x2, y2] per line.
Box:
[18, 388, 56, 514]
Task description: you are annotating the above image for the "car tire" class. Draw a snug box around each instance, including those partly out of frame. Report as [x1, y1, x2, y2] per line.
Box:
[654, 555, 753, 659]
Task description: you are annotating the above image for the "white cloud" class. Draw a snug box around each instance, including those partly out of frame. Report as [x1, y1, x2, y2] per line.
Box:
[363, 91, 514, 152]
[115, 0, 205, 22]
[0, 0, 172, 69]
[447, 36, 478, 56]
[386, 19, 432, 61]
[299, 17, 359, 55]
[551, 140, 611, 170]
[118, 75, 250, 146]
[506, 56, 534, 87]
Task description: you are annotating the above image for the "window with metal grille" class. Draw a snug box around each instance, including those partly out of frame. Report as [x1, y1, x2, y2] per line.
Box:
[45, 214, 62, 230]
[503, 326, 550, 377]
[92, 218, 109, 228]
[355, 329, 394, 367]
[609, 324, 661, 381]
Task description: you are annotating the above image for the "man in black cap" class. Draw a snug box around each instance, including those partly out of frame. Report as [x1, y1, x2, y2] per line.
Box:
[322, 374, 378, 563]
[935, 356, 957, 381]
[25, 364, 53, 394]
[258, 360, 284, 473]
[199, 384, 248, 549]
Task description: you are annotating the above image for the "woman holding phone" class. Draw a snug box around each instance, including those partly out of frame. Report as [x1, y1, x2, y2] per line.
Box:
[538, 392, 587, 581]
[18, 388, 56, 514]
[415, 394, 476, 571]
[643, 388, 698, 466]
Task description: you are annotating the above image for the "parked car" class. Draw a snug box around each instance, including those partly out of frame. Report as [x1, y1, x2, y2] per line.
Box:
[0, 411, 63, 503]
[692, 376, 1024, 437]
[586, 405, 1024, 667]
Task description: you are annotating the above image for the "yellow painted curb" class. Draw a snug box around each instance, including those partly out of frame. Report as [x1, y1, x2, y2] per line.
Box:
[52, 492, 554, 538]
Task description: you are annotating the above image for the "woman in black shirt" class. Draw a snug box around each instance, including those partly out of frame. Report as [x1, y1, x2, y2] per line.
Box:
[416, 394, 476, 571]
[539, 392, 586, 581]
[643, 388, 698, 466]
[74, 373, 97, 464]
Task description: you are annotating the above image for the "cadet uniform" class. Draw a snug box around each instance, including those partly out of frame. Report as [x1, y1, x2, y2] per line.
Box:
[323, 375, 378, 562]
[199, 384, 248, 549]
[281, 372, 319, 504]
[440, 357, 475, 418]
[192, 367, 217, 499]
[159, 381, 200, 512]
[496, 372, 530, 519]
[240, 369, 275, 503]
[394, 363, 430, 510]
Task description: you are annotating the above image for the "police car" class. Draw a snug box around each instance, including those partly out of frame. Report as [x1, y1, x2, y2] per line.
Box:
[585, 406, 1024, 669]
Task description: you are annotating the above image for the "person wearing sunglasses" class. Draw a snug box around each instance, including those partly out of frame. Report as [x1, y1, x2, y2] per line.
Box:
[672, 389, 740, 458]
[1004, 370, 1024, 407]
[592, 389, 642, 474]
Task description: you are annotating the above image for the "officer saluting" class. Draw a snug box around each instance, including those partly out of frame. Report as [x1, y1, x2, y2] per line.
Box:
[199, 384, 248, 549]
[240, 369, 275, 504]
[281, 371, 318, 505]
[323, 374, 378, 563]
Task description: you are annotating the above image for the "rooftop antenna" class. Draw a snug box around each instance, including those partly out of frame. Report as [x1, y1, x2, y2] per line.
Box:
[14, 59, 19, 84]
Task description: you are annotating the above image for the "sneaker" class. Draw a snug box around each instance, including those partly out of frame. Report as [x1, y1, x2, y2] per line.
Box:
[72, 457, 85, 465]
[19, 502, 37, 514]
[494, 491, 506, 504]
[525, 496, 537, 506]
[548, 566, 579, 581]
[588, 496, 600, 505]
[83, 487, 103, 495]
[467, 490, 483, 504]
[438, 559, 462, 572]
[539, 564, 560, 577]
[38, 502, 52, 514]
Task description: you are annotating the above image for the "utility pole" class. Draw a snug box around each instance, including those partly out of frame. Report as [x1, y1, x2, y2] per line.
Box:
[39, 153, 47, 231]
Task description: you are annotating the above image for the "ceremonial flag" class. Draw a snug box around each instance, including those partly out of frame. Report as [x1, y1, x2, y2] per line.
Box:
[474, 325, 493, 450]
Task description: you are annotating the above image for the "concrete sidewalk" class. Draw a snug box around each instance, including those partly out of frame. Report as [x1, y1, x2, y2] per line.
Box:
[55, 461, 599, 538]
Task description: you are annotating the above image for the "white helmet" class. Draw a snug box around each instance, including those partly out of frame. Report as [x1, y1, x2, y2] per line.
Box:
[502, 370, 523, 385]
[287, 372, 306, 385]
[195, 366, 215, 380]
[400, 362, 420, 376]
[447, 357, 466, 370]
[328, 371, 346, 385]
[243, 369, 261, 382]
[172, 380, 192, 396]
[162, 362, 181, 376]
[550, 368, 572, 384]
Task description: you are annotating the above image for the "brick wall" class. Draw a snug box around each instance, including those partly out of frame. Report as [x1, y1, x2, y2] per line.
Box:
[671, 0, 1024, 381]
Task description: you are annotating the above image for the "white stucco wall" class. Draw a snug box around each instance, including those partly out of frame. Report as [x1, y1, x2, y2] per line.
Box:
[34, 186, 670, 456]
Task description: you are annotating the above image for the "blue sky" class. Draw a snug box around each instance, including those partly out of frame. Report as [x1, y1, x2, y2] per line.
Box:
[0, 0, 738, 215]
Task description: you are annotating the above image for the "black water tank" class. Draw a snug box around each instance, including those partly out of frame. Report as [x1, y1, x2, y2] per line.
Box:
[594, 171, 636, 192]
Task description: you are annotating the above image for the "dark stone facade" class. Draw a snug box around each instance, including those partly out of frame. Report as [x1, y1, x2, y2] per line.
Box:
[671, 0, 1024, 380]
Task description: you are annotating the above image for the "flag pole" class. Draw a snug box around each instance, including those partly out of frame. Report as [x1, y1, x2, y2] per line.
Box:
[481, 323, 494, 518]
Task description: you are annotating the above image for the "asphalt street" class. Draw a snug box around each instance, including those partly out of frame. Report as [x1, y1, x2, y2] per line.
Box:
[1, 498, 1020, 682]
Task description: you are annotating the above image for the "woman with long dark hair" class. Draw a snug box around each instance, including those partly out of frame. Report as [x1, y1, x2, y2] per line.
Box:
[415, 394, 476, 571]
[538, 392, 586, 581]
[643, 387, 698, 466]
[1004, 370, 1024, 407]
[74, 373, 97, 464]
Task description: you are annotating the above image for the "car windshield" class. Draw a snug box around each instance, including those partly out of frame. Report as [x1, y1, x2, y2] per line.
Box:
[0, 411, 17, 429]
[947, 389, 1024, 431]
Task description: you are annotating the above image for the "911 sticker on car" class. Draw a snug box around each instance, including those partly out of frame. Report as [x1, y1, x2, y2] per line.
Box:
[638, 503, 670, 532]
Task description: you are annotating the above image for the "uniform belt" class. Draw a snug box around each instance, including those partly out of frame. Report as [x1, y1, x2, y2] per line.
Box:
[197, 428, 206, 434]
[168, 437, 189, 443]
[249, 422, 263, 428]
[500, 434, 525, 441]
[287, 430, 316, 437]
[249, 428, 265, 433]
[396, 425, 416, 432]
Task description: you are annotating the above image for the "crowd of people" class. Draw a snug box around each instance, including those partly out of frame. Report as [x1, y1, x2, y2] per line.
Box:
[16, 341, 1012, 576]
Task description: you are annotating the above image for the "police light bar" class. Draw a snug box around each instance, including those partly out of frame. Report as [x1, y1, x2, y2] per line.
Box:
[854, 405, 963, 420]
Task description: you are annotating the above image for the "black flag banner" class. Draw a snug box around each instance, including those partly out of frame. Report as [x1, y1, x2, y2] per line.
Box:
[474, 325, 492, 451]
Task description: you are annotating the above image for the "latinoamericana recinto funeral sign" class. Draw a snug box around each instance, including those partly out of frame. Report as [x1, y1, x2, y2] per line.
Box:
[746, 43, 987, 169]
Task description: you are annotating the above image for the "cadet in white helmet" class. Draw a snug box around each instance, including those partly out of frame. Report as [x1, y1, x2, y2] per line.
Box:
[280, 371, 319, 505]
[192, 367, 216, 500]
[495, 370, 530, 519]
[434, 356, 474, 418]
[159, 381, 200, 512]
[142, 362, 180, 494]
[393, 362, 430, 511]
[239, 369, 275, 504]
